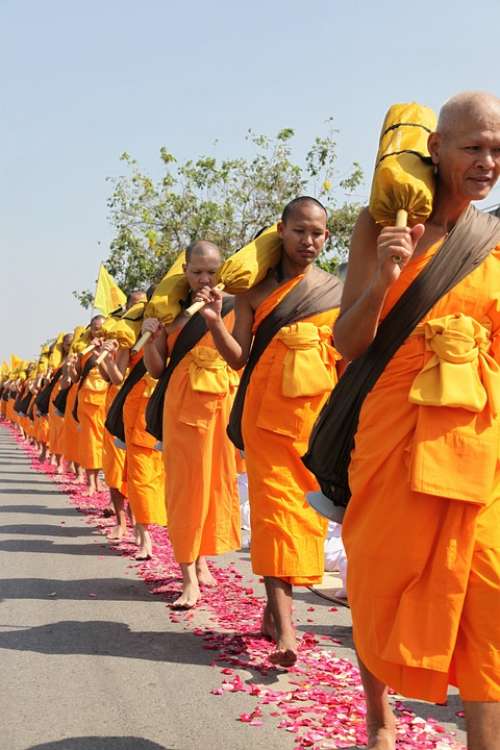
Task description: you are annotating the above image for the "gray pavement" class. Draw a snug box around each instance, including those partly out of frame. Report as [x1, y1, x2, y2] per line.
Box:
[0, 426, 466, 750]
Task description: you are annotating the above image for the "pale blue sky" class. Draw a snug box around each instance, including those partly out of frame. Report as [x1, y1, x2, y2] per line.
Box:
[1, 0, 499, 364]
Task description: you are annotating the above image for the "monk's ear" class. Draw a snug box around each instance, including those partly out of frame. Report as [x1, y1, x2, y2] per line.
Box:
[324, 228, 330, 242]
[428, 132, 441, 167]
[182, 263, 187, 273]
[277, 220, 285, 237]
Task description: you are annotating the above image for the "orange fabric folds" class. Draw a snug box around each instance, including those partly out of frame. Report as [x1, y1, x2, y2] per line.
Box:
[163, 315, 241, 563]
[242, 278, 340, 585]
[343, 243, 500, 703]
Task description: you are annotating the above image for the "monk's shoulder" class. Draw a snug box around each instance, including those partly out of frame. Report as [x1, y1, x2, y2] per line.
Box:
[245, 274, 279, 311]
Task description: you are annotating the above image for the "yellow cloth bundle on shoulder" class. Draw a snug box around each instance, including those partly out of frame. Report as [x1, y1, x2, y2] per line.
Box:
[101, 300, 147, 349]
[49, 332, 66, 370]
[71, 326, 90, 354]
[217, 224, 282, 293]
[369, 102, 437, 227]
[144, 251, 188, 325]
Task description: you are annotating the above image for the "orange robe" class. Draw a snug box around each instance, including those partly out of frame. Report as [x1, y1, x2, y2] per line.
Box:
[62, 383, 81, 465]
[77, 355, 108, 471]
[48, 378, 65, 457]
[343, 242, 500, 703]
[123, 359, 166, 526]
[242, 276, 340, 585]
[163, 315, 241, 562]
[102, 384, 126, 493]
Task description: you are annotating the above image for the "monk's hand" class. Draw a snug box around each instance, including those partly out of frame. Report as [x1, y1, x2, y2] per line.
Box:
[141, 317, 163, 341]
[194, 285, 223, 322]
[375, 224, 425, 286]
[100, 339, 118, 357]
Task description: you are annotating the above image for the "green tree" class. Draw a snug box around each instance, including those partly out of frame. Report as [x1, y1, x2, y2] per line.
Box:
[75, 123, 363, 306]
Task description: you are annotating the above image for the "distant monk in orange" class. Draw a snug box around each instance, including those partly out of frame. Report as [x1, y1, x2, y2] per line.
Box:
[333, 92, 500, 750]
[195, 198, 343, 665]
[100, 291, 147, 538]
[45, 333, 73, 473]
[142, 241, 241, 608]
[74, 314, 107, 495]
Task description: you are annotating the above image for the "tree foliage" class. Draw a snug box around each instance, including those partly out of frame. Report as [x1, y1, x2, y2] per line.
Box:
[75, 123, 363, 306]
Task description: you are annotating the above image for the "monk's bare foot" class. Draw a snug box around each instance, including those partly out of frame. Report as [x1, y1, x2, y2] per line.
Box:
[367, 723, 396, 750]
[261, 603, 277, 641]
[196, 558, 217, 587]
[269, 629, 298, 668]
[171, 582, 200, 610]
[56, 465, 64, 475]
[108, 525, 125, 541]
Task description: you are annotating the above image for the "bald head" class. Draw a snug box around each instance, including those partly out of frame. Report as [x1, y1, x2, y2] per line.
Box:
[185, 240, 221, 264]
[126, 290, 147, 308]
[437, 91, 500, 136]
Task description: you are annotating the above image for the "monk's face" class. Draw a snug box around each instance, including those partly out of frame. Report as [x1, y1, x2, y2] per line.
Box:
[183, 250, 221, 293]
[90, 317, 104, 338]
[429, 113, 500, 202]
[127, 291, 147, 309]
[278, 204, 329, 268]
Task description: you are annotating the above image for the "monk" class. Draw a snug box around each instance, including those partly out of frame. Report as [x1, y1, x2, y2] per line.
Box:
[73, 315, 107, 495]
[195, 198, 343, 664]
[142, 241, 241, 608]
[47, 333, 73, 473]
[334, 92, 500, 750]
[60, 353, 85, 483]
[100, 290, 147, 538]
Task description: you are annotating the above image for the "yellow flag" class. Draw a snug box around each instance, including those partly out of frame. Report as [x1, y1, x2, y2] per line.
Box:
[93, 264, 127, 316]
[10, 354, 22, 371]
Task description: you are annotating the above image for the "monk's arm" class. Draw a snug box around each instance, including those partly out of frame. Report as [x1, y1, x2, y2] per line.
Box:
[142, 319, 167, 378]
[334, 208, 422, 360]
[100, 347, 129, 386]
[205, 294, 254, 370]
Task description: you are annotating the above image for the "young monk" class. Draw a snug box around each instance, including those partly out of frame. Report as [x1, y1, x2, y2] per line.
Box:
[142, 241, 241, 608]
[194, 198, 343, 665]
[333, 92, 500, 750]
[45, 334, 73, 473]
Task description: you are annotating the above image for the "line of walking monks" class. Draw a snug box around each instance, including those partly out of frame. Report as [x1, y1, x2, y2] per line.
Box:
[1, 91, 499, 750]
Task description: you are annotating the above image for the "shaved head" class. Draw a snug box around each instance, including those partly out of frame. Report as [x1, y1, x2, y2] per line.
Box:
[437, 91, 500, 135]
[185, 240, 221, 264]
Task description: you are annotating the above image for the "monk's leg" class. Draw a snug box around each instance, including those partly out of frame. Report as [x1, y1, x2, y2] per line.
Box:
[265, 577, 297, 667]
[357, 657, 396, 750]
[85, 468, 101, 495]
[108, 488, 127, 540]
[196, 556, 217, 587]
[135, 524, 152, 560]
[171, 562, 200, 609]
[464, 701, 500, 750]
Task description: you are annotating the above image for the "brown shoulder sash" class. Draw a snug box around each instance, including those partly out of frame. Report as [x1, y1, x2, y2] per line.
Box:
[227, 266, 343, 450]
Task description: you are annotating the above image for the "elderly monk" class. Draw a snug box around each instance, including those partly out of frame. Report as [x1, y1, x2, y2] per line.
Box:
[142, 241, 241, 608]
[195, 198, 343, 665]
[333, 92, 500, 750]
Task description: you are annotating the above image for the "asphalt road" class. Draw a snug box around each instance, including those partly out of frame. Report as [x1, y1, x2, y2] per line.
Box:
[0, 426, 466, 750]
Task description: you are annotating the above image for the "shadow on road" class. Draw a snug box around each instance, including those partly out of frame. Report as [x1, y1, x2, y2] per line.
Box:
[0, 523, 96, 537]
[0, 503, 77, 516]
[0, 575, 157, 602]
[0, 488, 63, 496]
[0, 619, 213, 666]
[26, 737, 173, 750]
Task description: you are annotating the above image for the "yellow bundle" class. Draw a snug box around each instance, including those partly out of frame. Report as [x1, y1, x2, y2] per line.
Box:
[48, 332, 66, 370]
[217, 223, 281, 292]
[144, 251, 188, 325]
[184, 224, 282, 317]
[70, 326, 90, 354]
[101, 300, 147, 349]
[369, 102, 437, 227]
